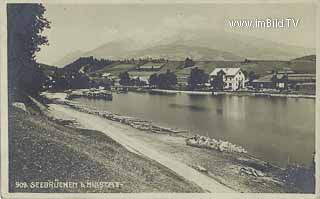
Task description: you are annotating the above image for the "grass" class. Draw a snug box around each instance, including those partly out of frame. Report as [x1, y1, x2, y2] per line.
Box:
[110, 60, 315, 75]
[108, 64, 137, 70]
[8, 105, 203, 193]
[128, 71, 156, 78]
[86, 58, 315, 85]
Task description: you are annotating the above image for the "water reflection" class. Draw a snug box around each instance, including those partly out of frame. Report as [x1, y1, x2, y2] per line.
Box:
[222, 96, 246, 120]
[169, 103, 209, 112]
[74, 92, 315, 167]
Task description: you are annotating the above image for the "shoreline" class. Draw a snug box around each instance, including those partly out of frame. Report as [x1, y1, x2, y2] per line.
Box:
[43, 92, 304, 193]
[47, 103, 234, 193]
[146, 89, 315, 99]
[64, 98, 283, 170]
[43, 91, 312, 171]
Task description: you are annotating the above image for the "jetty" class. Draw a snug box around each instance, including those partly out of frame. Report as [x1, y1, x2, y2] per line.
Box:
[66, 89, 113, 100]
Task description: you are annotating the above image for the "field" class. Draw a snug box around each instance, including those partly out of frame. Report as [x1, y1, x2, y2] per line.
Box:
[87, 58, 315, 85]
[92, 63, 137, 76]
[43, 55, 315, 87]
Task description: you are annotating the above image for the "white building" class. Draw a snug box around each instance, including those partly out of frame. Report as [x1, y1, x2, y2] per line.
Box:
[210, 68, 246, 90]
[101, 73, 112, 78]
[132, 76, 149, 85]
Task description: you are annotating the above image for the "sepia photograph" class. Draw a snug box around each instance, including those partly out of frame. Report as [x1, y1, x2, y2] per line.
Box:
[1, 0, 318, 197]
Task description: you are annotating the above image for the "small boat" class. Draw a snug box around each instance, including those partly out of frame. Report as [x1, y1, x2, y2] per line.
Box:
[116, 87, 128, 94]
[67, 90, 113, 100]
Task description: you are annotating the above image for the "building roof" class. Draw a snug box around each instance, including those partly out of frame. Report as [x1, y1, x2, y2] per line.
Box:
[255, 74, 278, 82]
[132, 76, 149, 83]
[252, 79, 271, 83]
[277, 70, 295, 74]
[210, 68, 241, 77]
[253, 73, 316, 83]
[139, 76, 149, 83]
[139, 62, 165, 69]
[102, 73, 112, 77]
[295, 82, 316, 86]
[288, 74, 316, 82]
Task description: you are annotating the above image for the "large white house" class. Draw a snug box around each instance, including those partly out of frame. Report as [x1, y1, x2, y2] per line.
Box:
[209, 68, 246, 90]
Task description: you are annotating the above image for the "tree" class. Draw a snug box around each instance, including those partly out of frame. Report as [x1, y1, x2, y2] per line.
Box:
[154, 70, 177, 89]
[184, 57, 195, 68]
[271, 72, 278, 89]
[244, 58, 251, 63]
[69, 74, 90, 89]
[211, 71, 225, 91]
[280, 73, 289, 90]
[166, 70, 178, 88]
[8, 4, 50, 100]
[187, 67, 209, 90]
[248, 71, 259, 83]
[119, 72, 131, 86]
[149, 73, 159, 87]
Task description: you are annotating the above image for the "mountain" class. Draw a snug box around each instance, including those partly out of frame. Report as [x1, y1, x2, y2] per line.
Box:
[85, 31, 314, 61]
[81, 37, 245, 61]
[38, 63, 57, 76]
[83, 38, 148, 60]
[56, 30, 315, 67]
[291, 54, 316, 62]
[124, 44, 243, 61]
[54, 50, 84, 67]
[61, 56, 113, 74]
[157, 30, 315, 61]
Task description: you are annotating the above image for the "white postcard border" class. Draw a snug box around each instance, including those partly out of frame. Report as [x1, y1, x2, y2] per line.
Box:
[1, 0, 319, 198]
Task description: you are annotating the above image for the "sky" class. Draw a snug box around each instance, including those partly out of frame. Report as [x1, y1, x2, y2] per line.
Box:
[35, 3, 316, 65]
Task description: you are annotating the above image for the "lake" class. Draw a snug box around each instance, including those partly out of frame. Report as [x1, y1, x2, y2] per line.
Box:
[73, 92, 315, 167]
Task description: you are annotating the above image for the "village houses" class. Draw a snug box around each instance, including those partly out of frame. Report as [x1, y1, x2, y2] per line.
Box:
[210, 68, 246, 91]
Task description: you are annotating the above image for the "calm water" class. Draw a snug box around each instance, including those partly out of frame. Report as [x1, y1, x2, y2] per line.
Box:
[73, 92, 315, 167]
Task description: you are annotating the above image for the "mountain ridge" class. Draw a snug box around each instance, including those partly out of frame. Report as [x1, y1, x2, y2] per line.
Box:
[53, 30, 315, 68]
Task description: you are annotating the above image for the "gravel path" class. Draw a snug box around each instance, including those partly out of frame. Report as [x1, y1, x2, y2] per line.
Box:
[49, 103, 235, 193]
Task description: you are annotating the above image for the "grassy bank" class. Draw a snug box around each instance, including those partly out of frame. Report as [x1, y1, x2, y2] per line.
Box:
[8, 104, 203, 193]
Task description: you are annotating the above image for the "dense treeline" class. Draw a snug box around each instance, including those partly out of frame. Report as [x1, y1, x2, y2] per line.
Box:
[187, 67, 209, 90]
[46, 57, 114, 91]
[148, 70, 177, 89]
[184, 57, 195, 68]
[62, 56, 113, 73]
[8, 4, 50, 101]
[119, 57, 168, 66]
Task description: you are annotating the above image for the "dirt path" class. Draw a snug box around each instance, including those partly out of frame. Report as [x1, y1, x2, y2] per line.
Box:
[48, 103, 235, 193]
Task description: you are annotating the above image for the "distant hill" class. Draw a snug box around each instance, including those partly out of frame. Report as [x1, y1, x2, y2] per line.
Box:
[181, 30, 314, 61]
[54, 30, 314, 66]
[87, 54, 316, 82]
[53, 50, 85, 67]
[291, 54, 316, 62]
[38, 63, 57, 76]
[61, 57, 113, 74]
[83, 38, 143, 60]
[82, 41, 243, 61]
[127, 44, 244, 61]
[51, 54, 315, 85]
